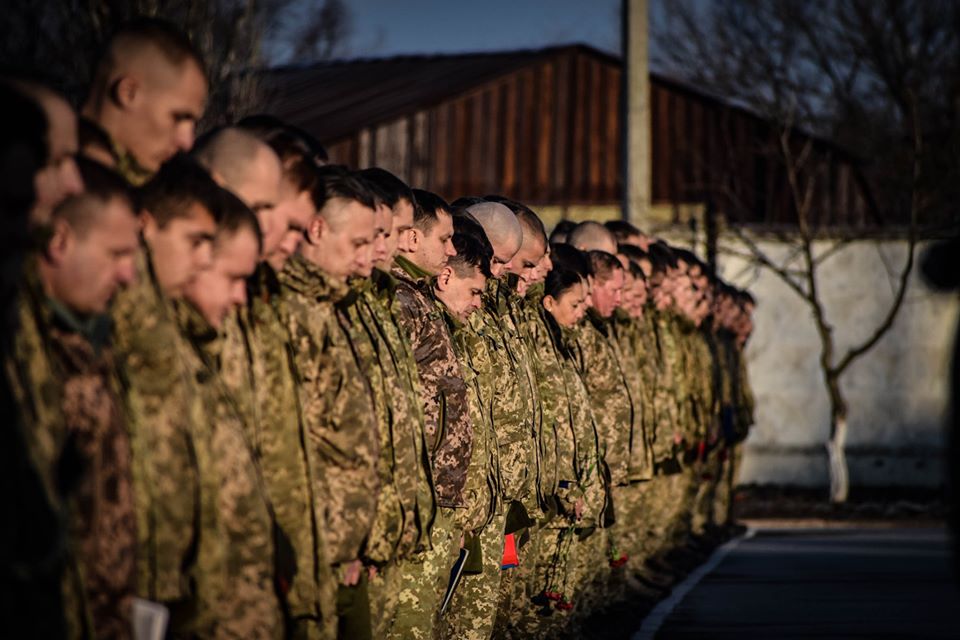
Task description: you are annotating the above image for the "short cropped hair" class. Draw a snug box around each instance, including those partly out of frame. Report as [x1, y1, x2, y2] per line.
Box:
[138, 154, 223, 227]
[238, 116, 326, 193]
[53, 157, 134, 236]
[237, 114, 329, 165]
[605, 219, 644, 242]
[359, 168, 414, 209]
[647, 241, 678, 274]
[412, 189, 451, 231]
[588, 250, 623, 281]
[216, 187, 263, 253]
[449, 222, 493, 279]
[549, 219, 577, 244]
[89, 18, 206, 99]
[491, 197, 547, 248]
[312, 165, 377, 213]
[550, 243, 592, 279]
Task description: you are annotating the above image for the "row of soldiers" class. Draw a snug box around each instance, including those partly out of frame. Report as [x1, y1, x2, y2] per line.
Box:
[0, 17, 755, 640]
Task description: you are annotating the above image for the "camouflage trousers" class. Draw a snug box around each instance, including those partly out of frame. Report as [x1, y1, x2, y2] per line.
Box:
[385, 508, 459, 640]
[567, 526, 610, 623]
[492, 522, 545, 639]
[438, 509, 506, 640]
[691, 452, 725, 537]
[647, 472, 687, 555]
[612, 482, 656, 577]
[712, 444, 743, 527]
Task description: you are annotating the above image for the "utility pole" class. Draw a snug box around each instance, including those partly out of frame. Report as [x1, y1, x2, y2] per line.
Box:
[622, 0, 651, 227]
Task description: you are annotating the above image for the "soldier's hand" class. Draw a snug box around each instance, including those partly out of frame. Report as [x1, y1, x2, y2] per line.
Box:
[342, 559, 362, 586]
[367, 565, 379, 581]
[575, 499, 585, 522]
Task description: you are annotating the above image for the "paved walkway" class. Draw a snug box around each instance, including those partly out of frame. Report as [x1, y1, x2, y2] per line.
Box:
[636, 527, 960, 640]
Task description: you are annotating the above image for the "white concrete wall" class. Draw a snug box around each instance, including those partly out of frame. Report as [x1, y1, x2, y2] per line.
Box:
[715, 237, 957, 488]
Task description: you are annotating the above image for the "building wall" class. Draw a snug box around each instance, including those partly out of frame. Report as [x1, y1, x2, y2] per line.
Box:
[715, 237, 956, 488]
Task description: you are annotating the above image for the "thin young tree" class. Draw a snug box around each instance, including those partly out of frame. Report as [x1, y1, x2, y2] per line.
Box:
[653, 0, 956, 502]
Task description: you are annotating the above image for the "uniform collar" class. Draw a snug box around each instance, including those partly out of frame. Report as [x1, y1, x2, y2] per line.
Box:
[279, 254, 349, 303]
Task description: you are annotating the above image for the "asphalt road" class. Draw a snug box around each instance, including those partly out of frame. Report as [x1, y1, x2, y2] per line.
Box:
[639, 527, 960, 640]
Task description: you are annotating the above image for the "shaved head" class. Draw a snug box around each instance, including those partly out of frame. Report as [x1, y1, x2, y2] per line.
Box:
[194, 128, 280, 197]
[194, 127, 282, 256]
[569, 221, 617, 254]
[82, 19, 207, 174]
[466, 201, 523, 278]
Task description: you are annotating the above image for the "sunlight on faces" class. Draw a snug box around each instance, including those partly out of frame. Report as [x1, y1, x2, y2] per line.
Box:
[408, 210, 455, 275]
[268, 181, 315, 271]
[509, 234, 546, 295]
[489, 233, 521, 279]
[435, 263, 487, 322]
[386, 198, 415, 261]
[44, 197, 139, 314]
[185, 227, 260, 329]
[533, 247, 553, 283]
[543, 278, 587, 328]
[229, 146, 282, 256]
[32, 94, 83, 226]
[116, 57, 207, 171]
[370, 203, 392, 270]
[650, 272, 672, 312]
[307, 198, 375, 281]
[141, 202, 216, 298]
[590, 267, 624, 318]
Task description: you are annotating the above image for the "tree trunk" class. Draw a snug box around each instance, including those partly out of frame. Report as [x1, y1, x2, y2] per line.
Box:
[827, 414, 849, 503]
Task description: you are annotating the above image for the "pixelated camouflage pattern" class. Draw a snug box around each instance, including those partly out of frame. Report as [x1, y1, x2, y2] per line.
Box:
[112, 251, 221, 631]
[9, 271, 136, 639]
[221, 262, 336, 639]
[469, 277, 537, 510]
[280, 255, 380, 567]
[572, 309, 635, 487]
[390, 255, 473, 510]
[177, 301, 283, 639]
[611, 309, 653, 482]
[442, 307, 502, 534]
[343, 273, 436, 566]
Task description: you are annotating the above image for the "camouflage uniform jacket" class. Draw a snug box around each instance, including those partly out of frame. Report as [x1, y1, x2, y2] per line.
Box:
[523, 284, 604, 525]
[441, 306, 502, 533]
[177, 302, 282, 639]
[390, 255, 472, 510]
[279, 255, 380, 566]
[9, 271, 136, 639]
[572, 309, 635, 487]
[469, 277, 537, 512]
[220, 262, 335, 634]
[341, 273, 436, 563]
[112, 250, 219, 620]
[553, 322, 607, 527]
[611, 309, 653, 482]
[656, 312, 689, 453]
[632, 311, 667, 465]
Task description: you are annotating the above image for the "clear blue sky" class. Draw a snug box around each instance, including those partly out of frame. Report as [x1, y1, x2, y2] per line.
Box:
[339, 0, 624, 58]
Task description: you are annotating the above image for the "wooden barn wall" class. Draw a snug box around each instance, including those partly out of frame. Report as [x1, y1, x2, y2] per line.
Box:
[325, 52, 870, 226]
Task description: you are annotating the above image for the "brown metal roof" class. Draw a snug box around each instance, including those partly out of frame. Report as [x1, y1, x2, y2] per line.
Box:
[261, 44, 618, 144]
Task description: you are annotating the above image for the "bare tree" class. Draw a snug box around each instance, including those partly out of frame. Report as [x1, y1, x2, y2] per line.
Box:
[653, 0, 954, 502]
[0, 0, 353, 125]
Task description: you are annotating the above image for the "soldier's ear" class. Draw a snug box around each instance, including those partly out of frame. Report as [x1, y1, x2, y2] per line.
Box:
[46, 218, 73, 265]
[436, 265, 453, 292]
[407, 227, 420, 252]
[306, 215, 326, 244]
[112, 74, 141, 111]
[542, 294, 556, 313]
[140, 209, 159, 243]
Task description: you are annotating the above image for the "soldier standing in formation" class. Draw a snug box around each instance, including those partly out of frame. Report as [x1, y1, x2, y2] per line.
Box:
[1, 17, 758, 640]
